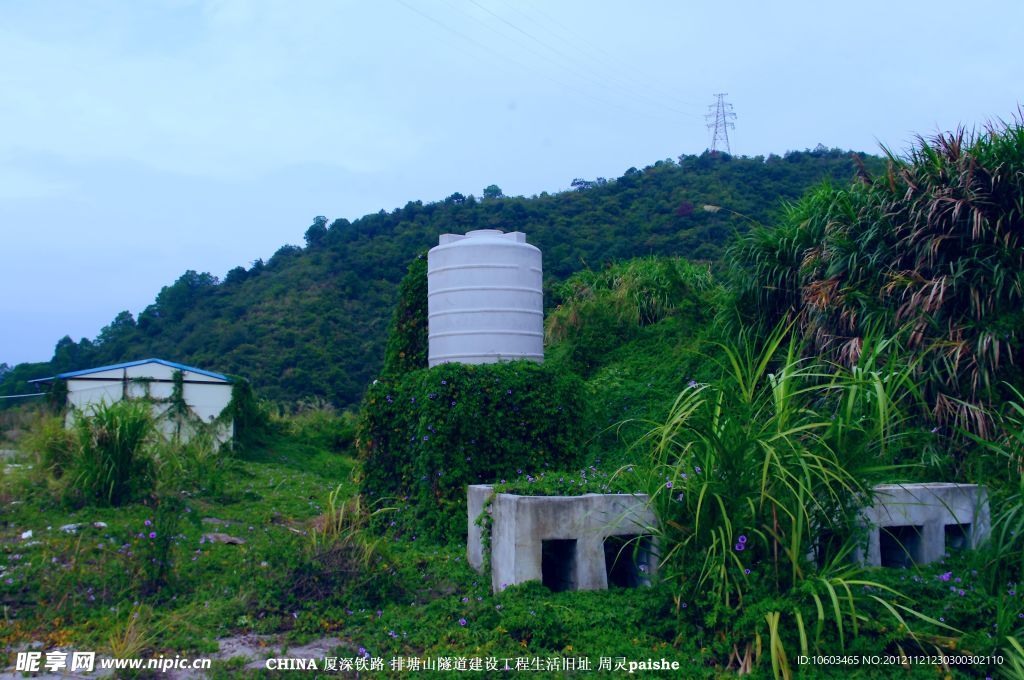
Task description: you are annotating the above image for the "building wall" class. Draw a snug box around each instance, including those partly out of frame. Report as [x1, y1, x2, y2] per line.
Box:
[64, 362, 234, 445]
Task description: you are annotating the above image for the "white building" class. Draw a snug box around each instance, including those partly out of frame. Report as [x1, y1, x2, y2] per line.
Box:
[31, 358, 235, 444]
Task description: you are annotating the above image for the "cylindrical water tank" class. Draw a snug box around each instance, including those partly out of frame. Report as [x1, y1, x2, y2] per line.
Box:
[427, 229, 543, 367]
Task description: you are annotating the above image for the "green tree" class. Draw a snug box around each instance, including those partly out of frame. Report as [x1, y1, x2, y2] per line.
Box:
[304, 216, 328, 247]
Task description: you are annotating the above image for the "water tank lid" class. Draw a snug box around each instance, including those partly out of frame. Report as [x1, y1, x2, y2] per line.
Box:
[438, 230, 527, 245]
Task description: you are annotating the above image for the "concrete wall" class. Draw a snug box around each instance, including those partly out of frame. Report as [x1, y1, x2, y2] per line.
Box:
[856, 483, 990, 567]
[468, 485, 658, 593]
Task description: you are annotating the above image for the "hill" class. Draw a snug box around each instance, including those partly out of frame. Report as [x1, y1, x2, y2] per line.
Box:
[1, 148, 882, 408]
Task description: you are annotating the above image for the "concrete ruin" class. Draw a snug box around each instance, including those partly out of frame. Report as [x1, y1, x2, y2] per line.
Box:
[856, 483, 990, 567]
[467, 485, 658, 593]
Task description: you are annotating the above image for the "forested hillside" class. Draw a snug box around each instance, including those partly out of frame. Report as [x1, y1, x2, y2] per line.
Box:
[2, 148, 882, 407]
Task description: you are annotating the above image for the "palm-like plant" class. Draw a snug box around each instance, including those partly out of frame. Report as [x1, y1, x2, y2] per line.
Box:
[731, 117, 1024, 439]
[636, 324, 940, 677]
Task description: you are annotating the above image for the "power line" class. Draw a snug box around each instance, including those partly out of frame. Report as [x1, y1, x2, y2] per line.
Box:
[462, 0, 701, 118]
[706, 93, 736, 154]
[500, 0, 705, 110]
[394, 0, 678, 122]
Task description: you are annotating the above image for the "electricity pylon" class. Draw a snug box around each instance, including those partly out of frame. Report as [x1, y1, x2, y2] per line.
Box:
[706, 93, 736, 154]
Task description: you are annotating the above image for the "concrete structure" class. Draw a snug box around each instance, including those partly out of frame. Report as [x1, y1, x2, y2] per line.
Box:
[30, 359, 234, 445]
[857, 483, 990, 567]
[427, 229, 543, 367]
[468, 485, 658, 593]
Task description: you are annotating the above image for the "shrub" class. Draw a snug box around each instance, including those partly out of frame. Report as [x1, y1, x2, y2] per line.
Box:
[153, 431, 229, 497]
[24, 414, 76, 480]
[729, 118, 1024, 438]
[223, 378, 271, 448]
[638, 324, 936, 670]
[357, 361, 585, 543]
[285, 398, 357, 453]
[69, 400, 156, 506]
[546, 257, 717, 377]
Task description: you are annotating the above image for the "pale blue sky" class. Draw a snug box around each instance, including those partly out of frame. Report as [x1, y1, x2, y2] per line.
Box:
[2, 0, 1021, 365]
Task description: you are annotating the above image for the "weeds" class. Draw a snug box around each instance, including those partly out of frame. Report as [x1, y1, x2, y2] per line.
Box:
[24, 415, 75, 481]
[154, 431, 229, 498]
[292, 488, 396, 606]
[70, 400, 156, 507]
[107, 604, 158, 659]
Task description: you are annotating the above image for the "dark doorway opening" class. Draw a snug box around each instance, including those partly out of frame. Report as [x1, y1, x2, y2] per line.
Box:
[945, 523, 971, 552]
[541, 539, 577, 592]
[604, 535, 653, 588]
[880, 525, 923, 568]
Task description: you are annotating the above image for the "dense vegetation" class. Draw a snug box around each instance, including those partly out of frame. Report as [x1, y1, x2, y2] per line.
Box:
[0, 148, 879, 409]
[731, 126, 1024, 441]
[3, 120, 1024, 677]
[359, 362, 585, 542]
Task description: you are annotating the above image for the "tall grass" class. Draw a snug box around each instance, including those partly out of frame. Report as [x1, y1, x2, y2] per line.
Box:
[24, 414, 76, 481]
[970, 385, 1024, 591]
[153, 430, 229, 497]
[71, 400, 155, 506]
[636, 324, 939, 675]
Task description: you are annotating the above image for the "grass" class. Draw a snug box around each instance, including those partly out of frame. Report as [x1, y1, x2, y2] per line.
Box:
[2, 388, 1019, 680]
[0, 431, 709, 674]
[2, 256, 1022, 677]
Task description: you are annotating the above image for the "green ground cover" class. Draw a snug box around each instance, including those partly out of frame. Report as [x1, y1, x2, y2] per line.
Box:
[3, 119, 1024, 678]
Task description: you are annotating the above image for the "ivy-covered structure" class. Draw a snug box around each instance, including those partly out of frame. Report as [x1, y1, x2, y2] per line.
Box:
[30, 358, 234, 444]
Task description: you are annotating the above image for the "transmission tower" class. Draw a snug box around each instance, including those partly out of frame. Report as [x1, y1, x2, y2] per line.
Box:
[705, 93, 737, 154]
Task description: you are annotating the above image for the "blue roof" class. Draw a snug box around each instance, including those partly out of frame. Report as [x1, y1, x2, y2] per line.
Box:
[30, 359, 232, 384]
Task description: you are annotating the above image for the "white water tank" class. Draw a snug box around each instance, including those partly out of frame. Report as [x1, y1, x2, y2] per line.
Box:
[427, 229, 544, 367]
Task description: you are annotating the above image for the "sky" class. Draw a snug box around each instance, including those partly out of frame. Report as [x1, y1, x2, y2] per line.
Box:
[1, 0, 1021, 366]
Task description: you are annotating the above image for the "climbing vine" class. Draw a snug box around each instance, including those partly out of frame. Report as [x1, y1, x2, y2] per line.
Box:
[357, 360, 585, 543]
[380, 253, 428, 377]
